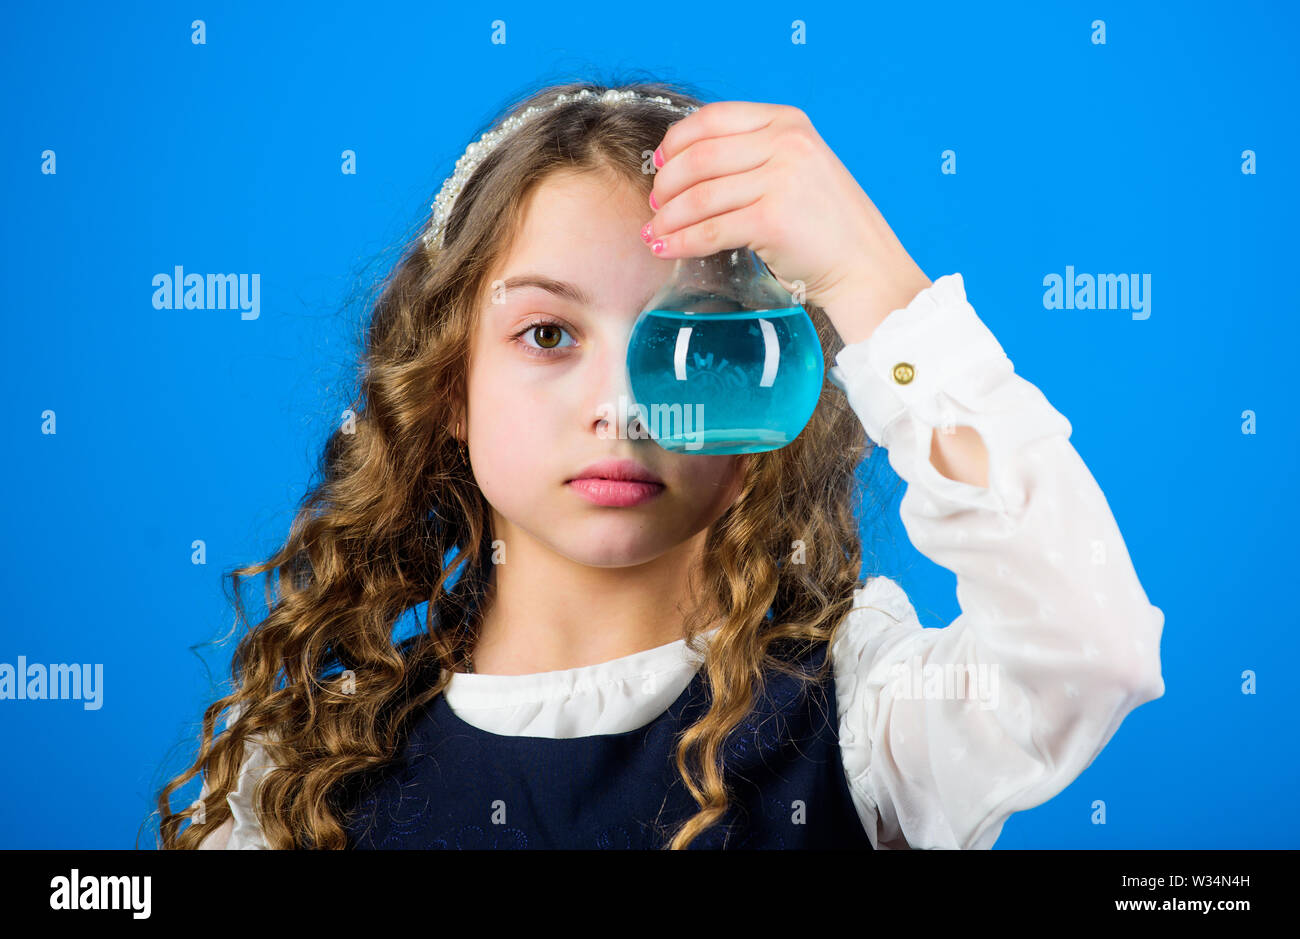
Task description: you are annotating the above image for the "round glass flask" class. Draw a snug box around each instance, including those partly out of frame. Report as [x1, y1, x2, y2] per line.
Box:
[626, 247, 826, 454]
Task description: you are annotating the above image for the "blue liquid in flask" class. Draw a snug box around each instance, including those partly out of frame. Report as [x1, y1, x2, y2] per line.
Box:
[626, 306, 825, 454]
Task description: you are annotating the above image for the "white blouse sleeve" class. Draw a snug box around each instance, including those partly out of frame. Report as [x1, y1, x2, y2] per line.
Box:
[195, 702, 272, 850]
[827, 272, 1166, 850]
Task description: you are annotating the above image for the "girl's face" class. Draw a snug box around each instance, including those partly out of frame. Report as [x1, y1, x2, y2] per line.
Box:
[462, 167, 748, 567]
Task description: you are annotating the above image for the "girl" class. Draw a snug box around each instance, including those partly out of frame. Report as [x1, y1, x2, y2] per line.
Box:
[156, 79, 1165, 850]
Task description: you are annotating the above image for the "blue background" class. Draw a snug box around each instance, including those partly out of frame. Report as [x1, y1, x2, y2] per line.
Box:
[1, 0, 1295, 848]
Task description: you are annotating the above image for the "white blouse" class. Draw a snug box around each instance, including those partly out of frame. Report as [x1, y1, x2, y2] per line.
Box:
[197, 272, 1166, 850]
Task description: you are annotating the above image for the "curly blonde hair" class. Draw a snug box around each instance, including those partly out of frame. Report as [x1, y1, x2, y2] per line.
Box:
[153, 74, 895, 850]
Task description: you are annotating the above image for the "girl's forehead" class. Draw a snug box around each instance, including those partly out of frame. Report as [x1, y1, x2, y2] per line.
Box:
[515, 169, 646, 229]
[478, 170, 663, 311]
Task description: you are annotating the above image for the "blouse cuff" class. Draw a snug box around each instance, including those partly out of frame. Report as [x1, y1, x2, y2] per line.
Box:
[833, 272, 1070, 517]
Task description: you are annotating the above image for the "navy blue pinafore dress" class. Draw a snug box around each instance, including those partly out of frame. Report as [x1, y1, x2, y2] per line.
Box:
[339, 639, 874, 849]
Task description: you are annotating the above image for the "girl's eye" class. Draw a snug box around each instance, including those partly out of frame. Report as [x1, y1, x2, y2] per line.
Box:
[512, 318, 577, 356]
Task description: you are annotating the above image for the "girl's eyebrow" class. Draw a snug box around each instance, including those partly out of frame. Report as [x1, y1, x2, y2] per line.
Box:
[500, 274, 595, 307]
[495, 274, 660, 313]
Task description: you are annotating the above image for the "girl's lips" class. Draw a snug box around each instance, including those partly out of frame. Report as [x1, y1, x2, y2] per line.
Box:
[566, 477, 665, 507]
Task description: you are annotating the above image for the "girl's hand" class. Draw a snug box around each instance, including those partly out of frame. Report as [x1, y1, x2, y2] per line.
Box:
[644, 101, 933, 346]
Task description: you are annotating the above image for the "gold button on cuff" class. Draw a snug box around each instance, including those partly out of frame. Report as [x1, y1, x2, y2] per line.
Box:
[892, 362, 915, 385]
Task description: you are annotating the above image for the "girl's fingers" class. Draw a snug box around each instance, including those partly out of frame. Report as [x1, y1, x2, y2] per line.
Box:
[649, 124, 777, 209]
[648, 198, 766, 260]
[648, 166, 769, 246]
[656, 101, 781, 166]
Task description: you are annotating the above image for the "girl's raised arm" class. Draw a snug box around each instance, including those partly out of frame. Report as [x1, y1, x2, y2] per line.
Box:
[828, 272, 1165, 849]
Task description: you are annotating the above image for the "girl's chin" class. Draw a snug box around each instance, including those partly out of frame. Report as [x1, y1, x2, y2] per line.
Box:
[549, 532, 678, 569]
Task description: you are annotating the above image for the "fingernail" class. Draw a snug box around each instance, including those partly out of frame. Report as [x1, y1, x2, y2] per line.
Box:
[640, 221, 652, 242]
[650, 239, 664, 254]
[653, 146, 664, 168]
[649, 191, 659, 210]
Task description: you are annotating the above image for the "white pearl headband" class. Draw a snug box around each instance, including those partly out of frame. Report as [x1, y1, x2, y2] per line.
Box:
[422, 88, 700, 251]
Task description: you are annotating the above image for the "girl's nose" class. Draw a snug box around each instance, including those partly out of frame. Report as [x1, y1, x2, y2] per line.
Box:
[588, 334, 638, 437]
